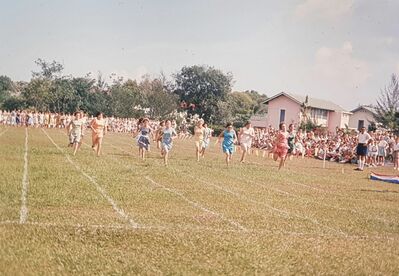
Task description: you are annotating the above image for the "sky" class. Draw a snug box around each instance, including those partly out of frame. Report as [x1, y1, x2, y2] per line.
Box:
[0, 0, 398, 110]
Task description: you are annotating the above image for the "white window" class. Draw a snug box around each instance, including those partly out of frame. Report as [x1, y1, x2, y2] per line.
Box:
[310, 108, 328, 120]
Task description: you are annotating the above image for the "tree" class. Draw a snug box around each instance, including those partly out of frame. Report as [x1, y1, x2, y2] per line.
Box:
[32, 59, 64, 80]
[22, 78, 52, 111]
[174, 65, 233, 123]
[109, 79, 144, 118]
[0, 75, 14, 108]
[227, 90, 268, 127]
[142, 77, 178, 119]
[2, 96, 25, 110]
[375, 74, 399, 130]
[48, 78, 76, 113]
[70, 76, 96, 112]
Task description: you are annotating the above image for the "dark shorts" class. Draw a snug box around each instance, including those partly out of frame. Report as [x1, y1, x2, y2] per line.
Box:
[356, 144, 368, 156]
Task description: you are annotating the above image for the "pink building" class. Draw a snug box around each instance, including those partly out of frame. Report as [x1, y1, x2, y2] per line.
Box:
[263, 92, 351, 132]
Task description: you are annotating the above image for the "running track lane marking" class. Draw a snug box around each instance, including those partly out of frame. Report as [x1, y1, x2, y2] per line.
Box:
[109, 139, 383, 232]
[0, 128, 9, 137]
[42, 129, 140, 229]
[98, 142, 248, 232]
[108, 140, 345, 235]
[144, 176, 249, 232]
[107, 145, 346, 237]
[168, 166, 348, 237]
[0, 220, 396, 241]
[19, 128, 29, 224]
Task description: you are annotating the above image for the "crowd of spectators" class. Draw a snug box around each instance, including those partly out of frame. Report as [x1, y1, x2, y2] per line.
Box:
[1, 110, 396, 166]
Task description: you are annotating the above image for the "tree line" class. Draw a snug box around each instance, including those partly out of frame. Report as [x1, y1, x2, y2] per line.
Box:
[0, 59, 267, 126]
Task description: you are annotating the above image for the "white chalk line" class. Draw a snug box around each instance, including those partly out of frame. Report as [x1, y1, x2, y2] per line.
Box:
[109, 140, 347, 236]
[0, 219, 397, 241]
[93, 143, 248, 233]
[145, 176, 248, 232]
[59, 133, 393, 232]
[19, 127, 29, 224]
[105, 140, 249, 232]
[0, 127, 9, 137]
[42, 128, 140, 229]
[113, 138, 395, 229]
[191, 159, 393, 227]
[240, 163, 394, 225]
[167, 165, 348, 237]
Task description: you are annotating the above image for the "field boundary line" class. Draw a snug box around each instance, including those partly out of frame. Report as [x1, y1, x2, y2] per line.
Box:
[104, 140, 249, 232]
[0, 219, 397, 241]
[0, 127, 9, 137]
[168, 166, 349, 237]
[42, 128, 140, 229]
[144, 176, 249, 232]
[228, 165, 393, 225]
[19, 127, 29, 224]
[109, 140, 347, 236]
[113, 139, 393, 230]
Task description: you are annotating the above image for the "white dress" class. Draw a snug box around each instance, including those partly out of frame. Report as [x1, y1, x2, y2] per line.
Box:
[240, 127, 255, 151]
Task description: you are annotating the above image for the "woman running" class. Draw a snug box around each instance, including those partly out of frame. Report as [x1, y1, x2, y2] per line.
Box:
[194, 119, 205, 162]
[161, 119, 177, 165]
[238, 121, 255, 163]
[90, 112, 107, 157]
[273, 122, 289, 170]
[136, 118, 153, 160]
[155, 121, 165, 150]
[218, 122, 237, 166]
[286, 123, 296, 161]
[67, 112, 84, 156]
[201, 123, 213, 158]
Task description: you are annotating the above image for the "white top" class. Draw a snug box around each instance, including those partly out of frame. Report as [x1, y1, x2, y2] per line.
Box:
[394, 143, 399, 151]
[240, 127, 255, 144]
[378, 140, 388, 148]
[358, 132, 371, 144]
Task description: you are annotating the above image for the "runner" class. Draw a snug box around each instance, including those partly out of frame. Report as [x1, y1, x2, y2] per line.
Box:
[201, 123, 213, 158]
[155, 121, 165, 151]
[218, 122, 237, 166]
[286, 123, 296, 161]
[238, 121, 255, 163]
[194, 119, 205, 162]
[273, 122, 289, 170]
[90, 112, 107, 157]
[136, 118, 153, 160]
[161, 119, 177, 165]
[67, 112, 84, 156]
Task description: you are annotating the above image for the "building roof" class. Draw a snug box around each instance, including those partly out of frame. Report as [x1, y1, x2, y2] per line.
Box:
[263, 92, 350, 113]
[351, 105, 377, 115]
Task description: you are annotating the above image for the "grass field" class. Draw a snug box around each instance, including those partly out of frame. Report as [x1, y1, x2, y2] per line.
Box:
[0, 126, 398, 275]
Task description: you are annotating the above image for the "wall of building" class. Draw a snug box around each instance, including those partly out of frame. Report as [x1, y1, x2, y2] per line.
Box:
[349, 109, 375, 130]
[327, 111, 350, 132]
[266, 96, 301, 128]
[250, 115, 268, 128]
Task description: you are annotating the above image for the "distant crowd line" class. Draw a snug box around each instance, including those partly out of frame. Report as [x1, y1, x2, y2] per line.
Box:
[1, 110, 398, 170]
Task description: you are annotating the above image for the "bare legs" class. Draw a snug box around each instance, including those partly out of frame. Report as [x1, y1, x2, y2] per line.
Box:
[240, 148, 247, 163]
[73, 142, 79, 156]
[92, 137, 103, 157]
[162, 149, 169, 165]
[139, 147, 147, 160]
[225, 152, 232, 166]
[196, 145, 201, 162]
[273, 153, 286, 170]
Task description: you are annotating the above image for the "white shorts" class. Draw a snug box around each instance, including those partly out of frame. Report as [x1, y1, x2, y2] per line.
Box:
[241, 142, 251, 151]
